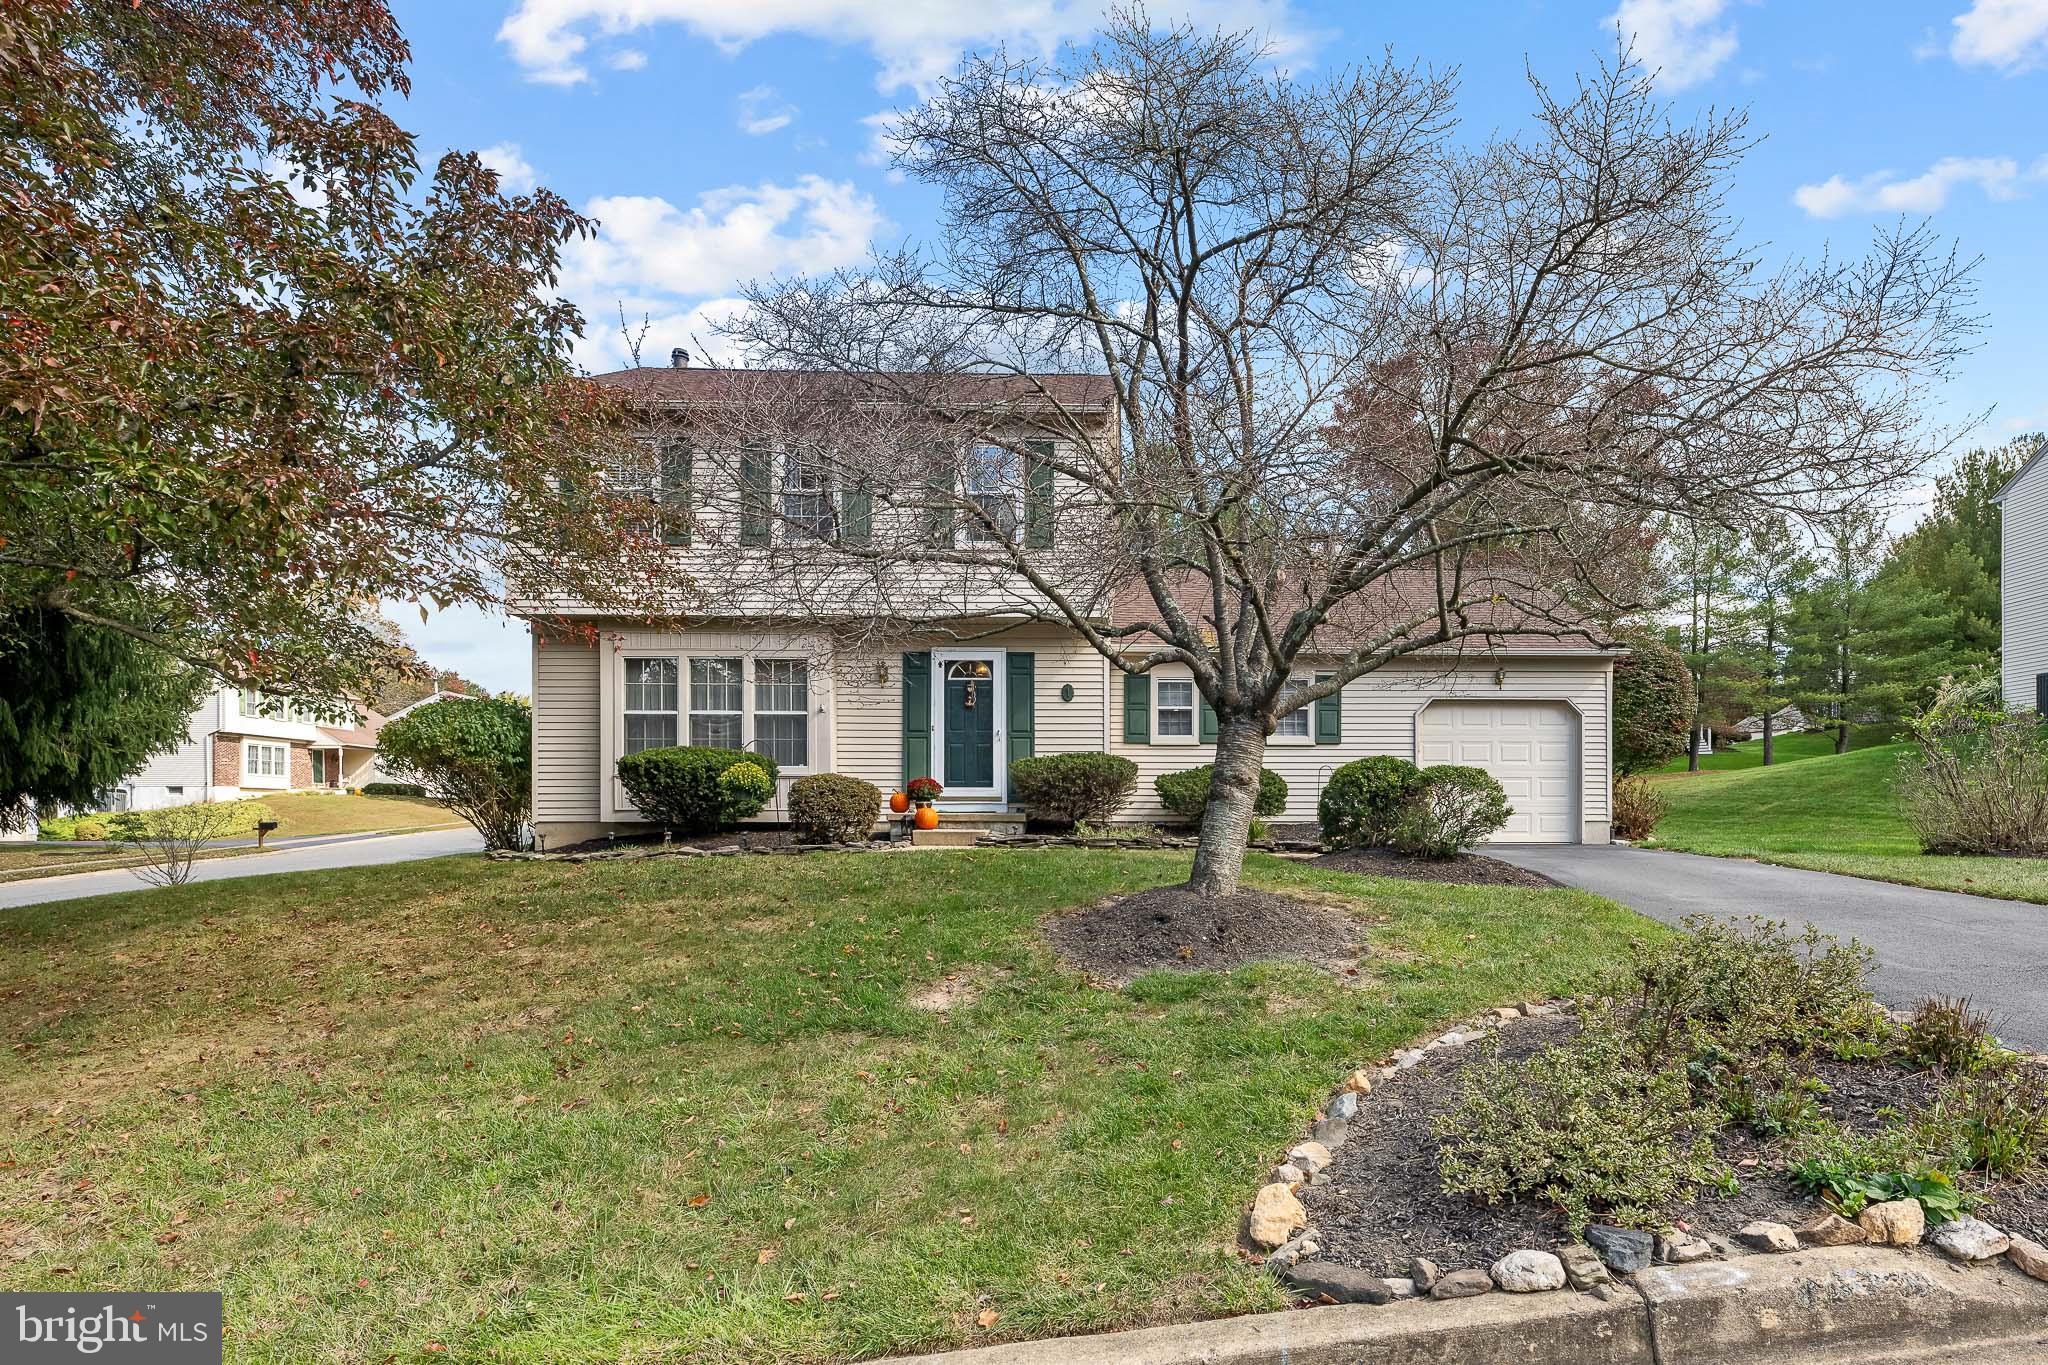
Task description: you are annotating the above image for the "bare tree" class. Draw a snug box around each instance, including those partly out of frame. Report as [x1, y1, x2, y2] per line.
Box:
[696, 15, 1973, 898]
[111, 801, 251, 888]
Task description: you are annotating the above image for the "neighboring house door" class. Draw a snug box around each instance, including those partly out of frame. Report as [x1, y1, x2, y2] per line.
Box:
[1417, 700, 1579, 843]
[933, 651, 1004, 801]
[310, 751, 328, 787]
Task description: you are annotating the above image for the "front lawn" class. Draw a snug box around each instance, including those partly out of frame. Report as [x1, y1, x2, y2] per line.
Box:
[1648, 744, 2048, 904]
[0, 850, 1651, 1363]
[1652, 727, 1894, 773]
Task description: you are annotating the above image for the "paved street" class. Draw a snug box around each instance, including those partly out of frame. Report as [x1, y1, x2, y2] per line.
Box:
[1491, 843, 2048, 1052]
[0, 827, 484, 909]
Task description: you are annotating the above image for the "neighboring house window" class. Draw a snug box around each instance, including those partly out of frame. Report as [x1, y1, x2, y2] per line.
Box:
[1156, 678, 1196, 738]
[781, 447, 837, 541]
[245, 742, 288, 777]
[689, 657, 744, 747]
[166, 786, 183, 798]
[754, 660, 810, 768]
[623, 658, 679, 753]
[1273, 674, 1311, 740]
[963, 444, 1020, 544]
[239, 689, 273, 719]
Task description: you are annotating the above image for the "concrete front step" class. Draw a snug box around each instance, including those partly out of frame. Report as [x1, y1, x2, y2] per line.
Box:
[910, 828, 981, 848]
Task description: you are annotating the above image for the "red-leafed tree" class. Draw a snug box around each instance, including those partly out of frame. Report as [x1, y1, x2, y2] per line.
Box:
[0, 0, 652, 697]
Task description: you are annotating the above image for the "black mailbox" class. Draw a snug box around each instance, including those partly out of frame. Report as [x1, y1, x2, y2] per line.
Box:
[255, 818, 280, 848]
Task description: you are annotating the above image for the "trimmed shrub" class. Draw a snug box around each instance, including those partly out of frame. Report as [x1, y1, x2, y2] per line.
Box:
[1612, 633, 1694, 774]
[1905, 996, 1996, 1075]
[1009, 752, 1139, 827]
[1317, 755, 1421, 849]
[72, 817, 109, 841]
[361, 781, 428, 798]
[1610, 774, 1666, 841]
[1389, 764, 1511, 858]
[1153, 763, 1287, 823]
[615, 746, 782, 834]
[789, 773, 881, 843]
[378, 696, 532, 850]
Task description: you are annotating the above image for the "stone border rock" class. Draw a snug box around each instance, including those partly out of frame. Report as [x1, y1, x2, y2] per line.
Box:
[489, 831, 1326, 864]
[1242, 1001, 2048, 1311]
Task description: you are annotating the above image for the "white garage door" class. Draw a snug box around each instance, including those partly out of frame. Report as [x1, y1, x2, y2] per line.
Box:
[1417, 701, 1579, 843]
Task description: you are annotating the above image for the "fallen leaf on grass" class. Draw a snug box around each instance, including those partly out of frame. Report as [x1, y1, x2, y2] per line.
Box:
[688, 1193, 711, 1208]
[976, 1309, 1000, 1328]
[757, 1248, 778, 1265]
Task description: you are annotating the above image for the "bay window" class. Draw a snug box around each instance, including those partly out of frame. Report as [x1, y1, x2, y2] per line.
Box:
[688, 657, 744, 747]
[623, 658, 680, 753]
[754, 660, 810, 768]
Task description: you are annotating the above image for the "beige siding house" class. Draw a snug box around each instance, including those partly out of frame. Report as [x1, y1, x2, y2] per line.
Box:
[521, 364, 1622, 848]
[1996, 441, 2048, 712]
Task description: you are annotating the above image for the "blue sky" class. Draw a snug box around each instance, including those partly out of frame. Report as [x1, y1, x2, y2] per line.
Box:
[386, 0, 2048, 693]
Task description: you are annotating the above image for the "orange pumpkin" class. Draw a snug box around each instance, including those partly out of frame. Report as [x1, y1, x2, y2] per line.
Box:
[889, 790, 910, 814]
[913, 805, 940, 831]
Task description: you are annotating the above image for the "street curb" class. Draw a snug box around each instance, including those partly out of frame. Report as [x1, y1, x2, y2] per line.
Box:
[883, 1246, 2048, 1364]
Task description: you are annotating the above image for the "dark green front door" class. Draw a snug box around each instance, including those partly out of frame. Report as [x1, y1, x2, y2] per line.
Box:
[942, 660, 995, 789]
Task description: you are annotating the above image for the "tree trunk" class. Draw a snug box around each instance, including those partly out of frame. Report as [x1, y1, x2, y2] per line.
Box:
[1835, 722, 1848, 755]
[1187, 711, 1267, 898]
[1762, 713, 1774, 765]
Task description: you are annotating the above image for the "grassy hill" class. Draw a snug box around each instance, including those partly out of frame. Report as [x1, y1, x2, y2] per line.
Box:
[1648, 744, 2048, 904]
[1654, 727, 1896, 774]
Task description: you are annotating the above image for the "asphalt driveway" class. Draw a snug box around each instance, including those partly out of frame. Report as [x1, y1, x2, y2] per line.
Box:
[0, 826, 484, 910]
[1490, 843, 2048, 1052]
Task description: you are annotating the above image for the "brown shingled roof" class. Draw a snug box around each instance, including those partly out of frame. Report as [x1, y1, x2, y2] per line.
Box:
[1108, 572, 1620, 656]
[589, 365, 1116, 410]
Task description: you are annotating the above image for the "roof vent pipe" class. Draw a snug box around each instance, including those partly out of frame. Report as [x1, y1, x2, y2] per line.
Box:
[670, 347, 688, 369]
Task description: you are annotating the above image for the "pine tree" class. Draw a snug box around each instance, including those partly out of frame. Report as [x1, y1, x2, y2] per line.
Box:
[1729, 517, 1817, 764]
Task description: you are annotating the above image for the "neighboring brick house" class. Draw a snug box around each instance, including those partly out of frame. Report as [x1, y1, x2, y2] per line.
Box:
[116, 686, 387, 811]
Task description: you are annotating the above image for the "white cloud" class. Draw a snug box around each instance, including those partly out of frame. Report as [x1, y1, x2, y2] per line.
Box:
[736, 85, 797, 135]
[559, 177, 886, 368]
[608, 47, 648, 70]
[1948, 0, 2048, 72]
[1604, 0, 1738, 90]
[497, 0, 1311, 92]
[1792, 155, 2036, 217]
[477, 142, 538, 193]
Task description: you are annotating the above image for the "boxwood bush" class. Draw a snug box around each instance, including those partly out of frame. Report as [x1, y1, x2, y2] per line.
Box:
[361, 781, 428, 798]
[615, 746, 781, 834]
[1317, 755, 1422, 848]
[1153, 763, 1287, 823]
[1390, 764, 1511, 858]
[1009, 752, 1139, 827]
[789, 773, 882, 843]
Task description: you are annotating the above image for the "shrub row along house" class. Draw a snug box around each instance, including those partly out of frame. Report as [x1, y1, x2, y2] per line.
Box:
[516, 361, 1622, 848]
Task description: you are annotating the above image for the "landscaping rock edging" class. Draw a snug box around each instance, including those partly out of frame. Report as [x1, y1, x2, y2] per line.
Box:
[490, 832, 1328, 863]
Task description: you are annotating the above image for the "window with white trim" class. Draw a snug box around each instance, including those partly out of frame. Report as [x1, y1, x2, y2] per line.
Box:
[623, 657, 679, 754]
[245, 742, 288, 778]
[781, 447, 837, 541]
[754, 660, 810, 768]
[1273, 673, 1312, 740]
[963, 444, 1020, 544]
[689, 657, 744, 747]
[1156, 677, 1196, 738]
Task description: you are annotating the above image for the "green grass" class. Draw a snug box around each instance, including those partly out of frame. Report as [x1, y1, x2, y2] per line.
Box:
[1649, 744, 2048, 904]
[0, 850, 1654, 1363]
[1653, 727, 1895, 773]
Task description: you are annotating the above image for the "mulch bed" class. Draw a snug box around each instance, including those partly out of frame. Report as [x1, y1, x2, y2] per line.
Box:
[1302, 1013, 2048, 1277]
[1044, 885, 1365, 985]
[1309, 846, 1558, 889]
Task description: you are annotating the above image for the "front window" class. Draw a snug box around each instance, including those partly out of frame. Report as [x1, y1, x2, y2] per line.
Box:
[1157, 678, 1195, 738]
[963, 444, 1019, 544]
[781, 447, 836, 541]
[623, 657, 679, 754]
[1274, 674, 1311, 739]
[245, 742, 288, 777]
[754, 660, 810, 768]
[689, 657, 744, 747]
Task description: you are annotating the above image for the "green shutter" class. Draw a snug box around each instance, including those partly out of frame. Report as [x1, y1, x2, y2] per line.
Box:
[1198, 693, 1218, 743]
[841, 480, 872, 546]
[739, 445, 771, 545]
[1024, 440, 1055, 548]
[1007, 652, 1035, 766]
[924, 448, 954, 546]
[901, 652, 931, 784]
[1314, 671, 1342, 745]
[660, 442, 692, 546]
[1122, 671, 1150, 744]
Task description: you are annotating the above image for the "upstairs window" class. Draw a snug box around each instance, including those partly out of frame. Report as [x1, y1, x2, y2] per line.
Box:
[781, 447, 837, 541]
[963, 444, 1020, 544]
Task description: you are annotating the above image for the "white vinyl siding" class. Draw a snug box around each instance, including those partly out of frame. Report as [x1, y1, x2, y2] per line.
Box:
[2000, 456, 2048, 709]
[533, 634, 602, 822]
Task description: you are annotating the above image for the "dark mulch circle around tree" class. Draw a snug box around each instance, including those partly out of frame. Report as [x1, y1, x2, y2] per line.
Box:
[1302, 1012, 2048, 1278]
[1310, 846, 1560, 889]
[1044, 885, 1365, 985]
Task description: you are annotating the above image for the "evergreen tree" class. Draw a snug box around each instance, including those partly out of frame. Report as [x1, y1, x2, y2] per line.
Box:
[0, 611, 207, 826]
[1729, 516, 1816, 764]
[1669, 518, 1754, 770]
[1881, 435, 2035, 671]
[1785, 512, 1956, 751]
